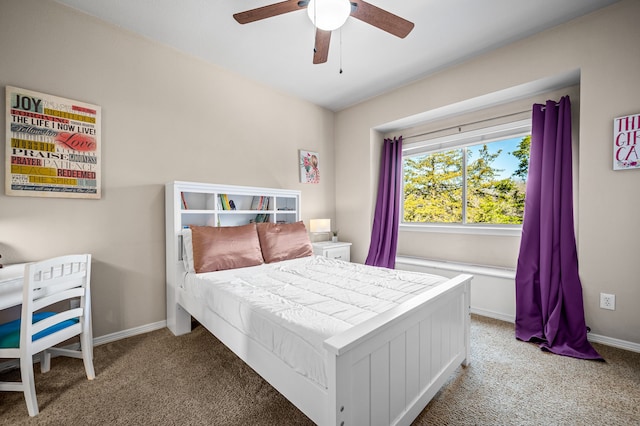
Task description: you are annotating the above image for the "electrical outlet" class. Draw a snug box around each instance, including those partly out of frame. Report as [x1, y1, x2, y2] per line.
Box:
[69, 298, 81, 309]
[600, 293, 615, 310]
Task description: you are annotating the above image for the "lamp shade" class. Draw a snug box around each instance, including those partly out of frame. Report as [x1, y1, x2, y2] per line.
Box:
[309, 218, 331, 233]
[307, 0, 351, 31]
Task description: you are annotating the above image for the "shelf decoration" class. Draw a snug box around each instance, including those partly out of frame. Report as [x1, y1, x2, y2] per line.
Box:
[219, 194, 234, 210]
[252, 195, 270, 222]
[613, 112, 640, 170]
[251, 195, 268, 210]
[299, 149, 320, 184]
[5, 86, 101, 198]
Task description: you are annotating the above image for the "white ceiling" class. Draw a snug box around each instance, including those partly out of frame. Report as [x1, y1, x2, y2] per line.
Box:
[53, 0, 619, 111]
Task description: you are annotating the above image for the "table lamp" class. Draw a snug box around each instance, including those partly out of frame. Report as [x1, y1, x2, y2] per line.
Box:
[309, 219, 331, 241]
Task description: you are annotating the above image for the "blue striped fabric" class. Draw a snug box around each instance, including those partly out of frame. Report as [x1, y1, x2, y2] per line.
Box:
[0, 312, 79, 349]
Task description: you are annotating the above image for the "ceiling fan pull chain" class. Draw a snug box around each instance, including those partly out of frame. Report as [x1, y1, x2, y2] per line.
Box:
[313, 0, 318, 56]
[312, 0, 317, 55]
[339, 27, 343, 74]
[313, 0, 317, 28]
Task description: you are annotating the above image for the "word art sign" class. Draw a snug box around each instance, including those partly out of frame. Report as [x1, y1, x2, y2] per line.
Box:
[5, 86, 101, 199]
[613, 112, 640, 170]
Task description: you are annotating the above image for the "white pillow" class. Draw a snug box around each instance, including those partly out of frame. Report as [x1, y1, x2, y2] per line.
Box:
[182, 227, 195, 273]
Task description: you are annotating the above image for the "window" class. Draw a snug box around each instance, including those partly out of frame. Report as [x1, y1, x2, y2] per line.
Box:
[402, 120, 531, 230]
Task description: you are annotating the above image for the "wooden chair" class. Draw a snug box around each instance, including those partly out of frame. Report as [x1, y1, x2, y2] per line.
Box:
[0, 254, 95, 416]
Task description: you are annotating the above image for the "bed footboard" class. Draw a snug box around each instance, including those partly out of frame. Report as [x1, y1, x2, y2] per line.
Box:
[324, 274, 472, 426]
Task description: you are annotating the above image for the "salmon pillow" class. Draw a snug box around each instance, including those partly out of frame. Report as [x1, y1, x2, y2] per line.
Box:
[190, 223, 264, 273]
[256, 221, 313, 263]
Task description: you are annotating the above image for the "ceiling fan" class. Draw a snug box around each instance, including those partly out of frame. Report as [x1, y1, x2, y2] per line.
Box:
[233, 0, 414, 64]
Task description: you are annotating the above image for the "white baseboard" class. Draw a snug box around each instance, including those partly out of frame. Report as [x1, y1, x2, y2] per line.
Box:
[93, 320, 167, 346]
[470, 307, 515, 324]
[587, 332, 640, 353]
[473, 310, 640, 354]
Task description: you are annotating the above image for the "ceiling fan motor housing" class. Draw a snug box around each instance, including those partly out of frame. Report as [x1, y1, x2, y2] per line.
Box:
[307, 0, 352, 31]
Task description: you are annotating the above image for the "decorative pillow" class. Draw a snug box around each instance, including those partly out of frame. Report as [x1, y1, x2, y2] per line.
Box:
[189, 223, 264, 273]
[256, 221, 313, 264]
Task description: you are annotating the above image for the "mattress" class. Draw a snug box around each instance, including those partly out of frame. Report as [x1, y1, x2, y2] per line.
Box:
[183, 255, 448, 388]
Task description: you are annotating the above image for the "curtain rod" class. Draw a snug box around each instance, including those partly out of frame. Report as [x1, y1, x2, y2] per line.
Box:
[401, 110, 531, 142]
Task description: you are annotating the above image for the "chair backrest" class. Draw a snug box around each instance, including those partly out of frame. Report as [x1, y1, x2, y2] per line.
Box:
[21, 254, 92, 356]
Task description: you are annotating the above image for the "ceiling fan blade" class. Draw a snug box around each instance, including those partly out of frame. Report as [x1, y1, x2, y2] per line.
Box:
[233, 0, 305, 24]
[313, 29, 331, 64]
[350, 0, 414, 38]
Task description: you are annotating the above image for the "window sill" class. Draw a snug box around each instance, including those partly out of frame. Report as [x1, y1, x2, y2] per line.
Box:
[399, 223, 522, 237]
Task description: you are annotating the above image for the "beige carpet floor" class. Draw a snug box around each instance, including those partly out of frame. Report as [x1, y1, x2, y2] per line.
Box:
[1, 315, 638, 425]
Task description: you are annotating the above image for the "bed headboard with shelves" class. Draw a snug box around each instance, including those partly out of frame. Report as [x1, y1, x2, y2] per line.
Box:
[164, 181, 301, 334]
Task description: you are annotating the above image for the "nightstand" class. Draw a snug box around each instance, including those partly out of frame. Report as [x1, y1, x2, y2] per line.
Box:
[312, 241, 352, 262]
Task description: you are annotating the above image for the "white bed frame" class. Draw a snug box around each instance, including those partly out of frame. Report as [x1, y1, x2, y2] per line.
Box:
[166, 182, 472, 425]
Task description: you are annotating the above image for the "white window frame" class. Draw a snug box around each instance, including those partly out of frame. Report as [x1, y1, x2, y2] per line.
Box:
[400, 119, 531, 237]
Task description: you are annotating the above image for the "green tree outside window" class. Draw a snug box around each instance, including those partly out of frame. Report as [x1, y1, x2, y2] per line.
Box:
[403, 135, 530, 225]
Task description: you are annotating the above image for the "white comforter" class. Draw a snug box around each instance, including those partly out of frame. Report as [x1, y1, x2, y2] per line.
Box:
[183, 255, 447, 388]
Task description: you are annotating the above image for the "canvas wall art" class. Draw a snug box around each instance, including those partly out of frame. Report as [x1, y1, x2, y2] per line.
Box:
[614, 112, 640, 170]
[299, 149, 320, 184]
[5, 86, 101, 198]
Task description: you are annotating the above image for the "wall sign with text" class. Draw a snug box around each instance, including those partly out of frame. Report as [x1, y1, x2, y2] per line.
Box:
[613, 112, 639, 170]
[5, 86, 101, 198]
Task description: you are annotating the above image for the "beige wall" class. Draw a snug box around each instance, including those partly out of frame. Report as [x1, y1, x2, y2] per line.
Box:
[0, 0, 335, 337]
[335, 0, 640, 344]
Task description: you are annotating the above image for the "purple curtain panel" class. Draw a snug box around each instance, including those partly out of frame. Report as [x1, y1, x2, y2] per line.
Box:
[515, 96, 602, 360]
[365, 137, 402, 269]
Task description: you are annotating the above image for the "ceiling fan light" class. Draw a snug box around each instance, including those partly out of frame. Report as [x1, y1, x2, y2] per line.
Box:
[307, 0, 351, 31]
